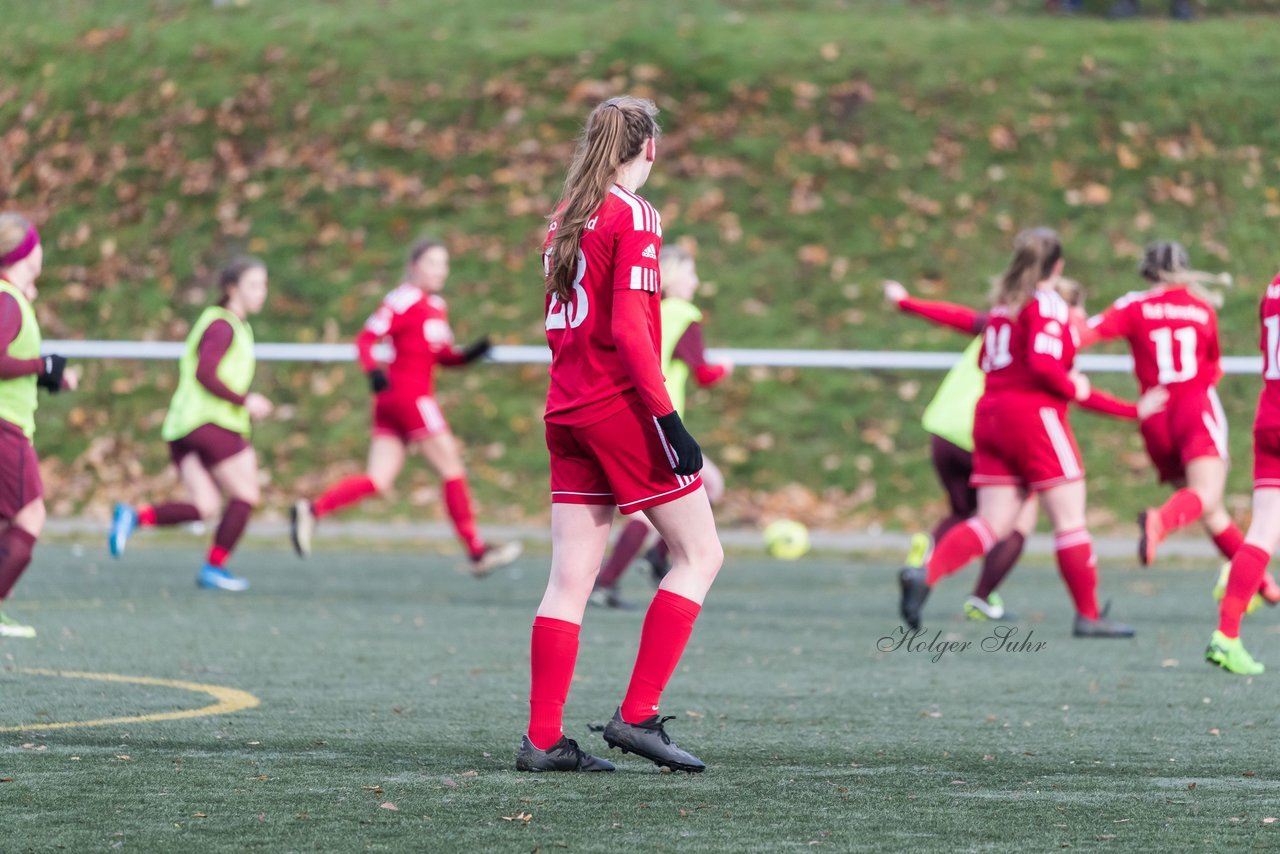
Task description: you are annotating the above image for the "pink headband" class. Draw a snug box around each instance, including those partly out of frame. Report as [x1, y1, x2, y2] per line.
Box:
[0, 225, 39, 268]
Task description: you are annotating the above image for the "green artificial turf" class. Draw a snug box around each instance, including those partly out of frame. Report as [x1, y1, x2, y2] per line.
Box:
[3, 541, 1279, 851]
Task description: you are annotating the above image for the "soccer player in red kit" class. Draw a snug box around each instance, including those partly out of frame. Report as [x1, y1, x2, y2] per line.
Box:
[289, 240, 521, 575]
[1205, 272, 1280, 675]
[1081, 242, 1272, 588]
[899, 228, 1134, 637]
[884, 277, 1155, 621]
[515, 96, 723, 774]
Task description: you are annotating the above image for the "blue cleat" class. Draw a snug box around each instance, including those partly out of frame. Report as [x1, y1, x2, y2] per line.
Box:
[109, 503, 138, 558]
[197, 564, 250, 592]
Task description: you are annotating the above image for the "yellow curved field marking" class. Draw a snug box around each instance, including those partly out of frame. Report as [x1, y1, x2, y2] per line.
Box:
[0, 668, 260, 733]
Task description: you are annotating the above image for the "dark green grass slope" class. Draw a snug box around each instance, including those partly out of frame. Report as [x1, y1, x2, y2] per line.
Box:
[3, 543, 1280, 850]
[4, 0, 1280, 528]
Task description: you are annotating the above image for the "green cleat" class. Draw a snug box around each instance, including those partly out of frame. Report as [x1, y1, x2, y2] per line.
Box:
[964, 592, 1015, 622]
[0, 610, 36, 639]
[1212, 563, 1263, 616]
[1205, 630, 1264, 675]
[903, 533, 933, 570]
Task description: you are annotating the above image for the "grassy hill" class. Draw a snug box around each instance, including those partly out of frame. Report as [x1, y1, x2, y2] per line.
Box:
[4, 0, 1280, 533]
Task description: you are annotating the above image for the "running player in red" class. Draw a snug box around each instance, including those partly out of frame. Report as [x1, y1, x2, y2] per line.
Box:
[1206, 271, 1280, 675]
[0, 213, 77, 637]
[591, 244, 731, 609]
[1079, 242, 1258, 574]
[289, 240, 521, 576]
[886, 277, 1155, 620]
[899, 228, 1135, 637]
[109, 258, 270, 591]
[516, 96, 723, 774]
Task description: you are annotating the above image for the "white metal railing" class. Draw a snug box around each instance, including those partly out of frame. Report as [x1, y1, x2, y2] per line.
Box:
[38, 340, 1265, 374]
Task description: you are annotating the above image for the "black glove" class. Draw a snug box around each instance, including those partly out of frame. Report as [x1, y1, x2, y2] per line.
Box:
[460, 336, 492, 364]
[367, 368, 390, 394]
[655, 410, 703, 476]
[36, 354, 66, 393]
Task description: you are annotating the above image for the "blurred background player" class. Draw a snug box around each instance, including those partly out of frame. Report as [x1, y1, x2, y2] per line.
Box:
[109, 258, 273, 592]
[518, 96, 722, 774]
[1207, 270, 1280, 675]
[898, 228, 1135, 637]
[1080, 241, 1279, 606]
[288, 239, 520, 576]
[0, 213, 77, 637]
[885, 276, 1150, 621]
[591, 244, 731, 609]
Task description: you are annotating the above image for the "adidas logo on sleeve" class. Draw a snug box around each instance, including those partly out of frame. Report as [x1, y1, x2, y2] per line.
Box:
[642, 244, 658, 260]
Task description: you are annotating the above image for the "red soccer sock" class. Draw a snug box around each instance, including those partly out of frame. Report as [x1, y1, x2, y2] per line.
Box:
[1218, 544, 1270, 639]
[527, 616, 581, 750]
[0, 527, 37, 600]
[621, 590, 702, 724]
[312, 475, 379, 519]
[138, 503, 202, 527]
[1156, 488, 1203, 536]
[925, 517, 996, 587]
[973, 531, 1025, 600]
[598, 520, 650, 588]
[1055, 528, 1099, 621]
[443, 477, 485, 559]
[1211, 524, 1245, 561]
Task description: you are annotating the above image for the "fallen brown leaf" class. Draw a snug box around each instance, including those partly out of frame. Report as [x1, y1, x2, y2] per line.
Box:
[501, 811, 533, 823]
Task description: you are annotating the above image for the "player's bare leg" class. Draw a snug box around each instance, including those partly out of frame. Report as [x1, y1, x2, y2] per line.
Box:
[600, 487, 722, 772]
[292, 435, 403, 558]
[0, 497, 45, 638]
[418, 431, 520, 576]
[518, 503, 616, 772]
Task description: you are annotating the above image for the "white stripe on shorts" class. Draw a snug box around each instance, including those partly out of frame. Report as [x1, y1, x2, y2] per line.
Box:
[1039, 407, 1081, 480]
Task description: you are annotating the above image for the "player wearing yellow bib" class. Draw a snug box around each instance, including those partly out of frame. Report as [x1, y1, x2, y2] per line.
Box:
[0, 213, 77, 638]
[109, 258, 274, 592]
[592, 245, 731, 608]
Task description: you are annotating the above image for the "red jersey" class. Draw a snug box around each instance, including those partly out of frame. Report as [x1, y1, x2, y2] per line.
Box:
[1083, 284, 1220, 395]
[1255, 275, 1280, 432]
[979, 290, 1078, 410]
[356, 284, 467, 398]
[543, 184, 669, 426]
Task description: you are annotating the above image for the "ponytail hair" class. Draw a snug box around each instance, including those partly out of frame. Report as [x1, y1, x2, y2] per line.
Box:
[1139, 240, 1231, 307]
[218, 256, 265, 307]
[992, 227, 1063, 312]
[546, 96, 659, 302]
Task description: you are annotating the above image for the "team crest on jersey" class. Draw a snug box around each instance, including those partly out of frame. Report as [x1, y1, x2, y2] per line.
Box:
[642, 243, 657, 259]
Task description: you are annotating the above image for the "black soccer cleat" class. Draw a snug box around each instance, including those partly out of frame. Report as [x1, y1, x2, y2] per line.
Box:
[515, 735, 615, 772]
[899, 566, 930, 631]
[602, 708, 705, 773]
[588, 584, 638, 611]
[1072, 602, 1136, 639]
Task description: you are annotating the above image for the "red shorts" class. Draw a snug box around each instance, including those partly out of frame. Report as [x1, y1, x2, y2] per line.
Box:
[546, 396, 703, 515]
[373, 393, 448, 442]
[1139, 388, 1227, 484]
[971, 402, 1083, 492]
[168, 423, 249, 469]
[0, 420, 43, 520]
[1253, 429, 1280, 490]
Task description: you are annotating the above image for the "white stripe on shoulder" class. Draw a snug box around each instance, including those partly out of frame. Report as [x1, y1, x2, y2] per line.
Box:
[610, 185, 658, 234]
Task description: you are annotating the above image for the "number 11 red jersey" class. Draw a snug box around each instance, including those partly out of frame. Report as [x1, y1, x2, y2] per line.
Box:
[1084, 284, 1220, 395]
[542, 185, 663, 427]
